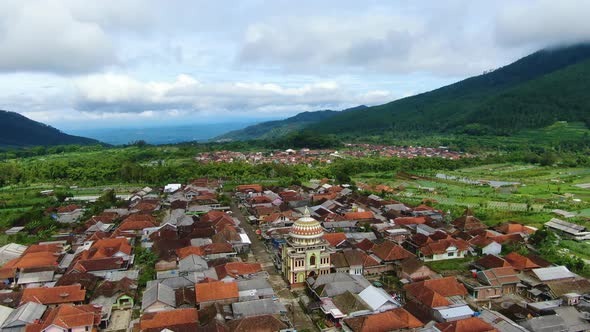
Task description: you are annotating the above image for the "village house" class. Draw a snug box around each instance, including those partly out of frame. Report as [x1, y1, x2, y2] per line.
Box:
[403, 276, 471, 323]
[21, 285, 86, 307]
[138, 308, 199, 332]
[24, 304, 101, 332]
[195, 281, 239, 308]
[342, 308, 423, 332]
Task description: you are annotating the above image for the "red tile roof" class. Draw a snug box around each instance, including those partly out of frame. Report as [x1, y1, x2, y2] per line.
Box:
[322, 232, 347, 247]
[344, 308, 423, 332]
[227, 314, 287, 332]
[343, 211, 374, 220]
[419, 238, 470, 256]
[474, 254, 511, 269]
[176, 246, 206, 259]
[214, 262, 262, 279]
[372, 241, 415, 261]
[354, 238, 375, 252]
[26, 304, 100, 331]
[495, 222, 535, 235]
[21, 285, 86, 305]
[118, 215, 157, 231]
[435, 317, 497, 332]
[504, 252, 540, 271]
[3, 252, 60, 269]
[140, 308, 199, 330]
[236, 184, 263, 193]
[78, 238, 132, 260]
[394, 216, 427, 225]
[195, 281, 238, 303]
[404, 276, 467, 308]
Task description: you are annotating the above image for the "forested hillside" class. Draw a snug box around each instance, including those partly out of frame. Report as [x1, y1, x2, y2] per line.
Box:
[308, 44, 590, 136]
[217, 105, 367, 140]
[0, 110, 99, 147]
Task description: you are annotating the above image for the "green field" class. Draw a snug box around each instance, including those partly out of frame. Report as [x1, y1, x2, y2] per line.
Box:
[354, 163, 590, 229]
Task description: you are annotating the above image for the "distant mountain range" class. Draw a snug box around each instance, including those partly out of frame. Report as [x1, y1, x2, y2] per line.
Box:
[219, 43, 590, 141]
[0, 110, 99, 147]
[216, 105, 367, 141]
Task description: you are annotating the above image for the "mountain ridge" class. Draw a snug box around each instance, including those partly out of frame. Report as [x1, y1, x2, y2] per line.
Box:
[215, 105, 367, 141]
[0, 110, 100, 147]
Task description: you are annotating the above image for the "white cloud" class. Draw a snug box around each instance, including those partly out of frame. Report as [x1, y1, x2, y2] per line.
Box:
[73, 73, 395, 114]
[0, 0, 117, 73]
[495, 0, 590, 48]
[236, 7, 503, 76]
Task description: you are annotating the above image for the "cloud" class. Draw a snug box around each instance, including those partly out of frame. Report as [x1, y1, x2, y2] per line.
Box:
[495, 0, 590, 48]
[73, 73, 395, 115]
[236, 7, 502, 76]
[0, 0, 117, 73]
[0, 0, 154, 74]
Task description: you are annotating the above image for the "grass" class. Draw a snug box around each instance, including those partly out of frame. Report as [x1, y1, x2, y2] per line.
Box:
[425, 257, 476, 273]
[559, 240, 590, 259]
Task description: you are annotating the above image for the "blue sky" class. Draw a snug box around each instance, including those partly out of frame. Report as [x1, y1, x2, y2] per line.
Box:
[1, 0, 589, 130]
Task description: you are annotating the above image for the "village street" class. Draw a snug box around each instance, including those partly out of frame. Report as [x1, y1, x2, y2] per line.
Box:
[227, 195, 317, 331]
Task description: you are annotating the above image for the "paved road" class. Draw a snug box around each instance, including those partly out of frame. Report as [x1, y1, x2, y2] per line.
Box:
[227, 195, 316, 331]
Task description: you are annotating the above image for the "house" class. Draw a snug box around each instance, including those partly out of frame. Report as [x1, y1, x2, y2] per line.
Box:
[236, 184, 263, 194]
[231, 298, 287, 319]
[357, 285, 400, 312]
[307, 273, 371, 298]
[139, 308, 199, 332]
[322, 233, 348, 248]
[24, 304, 101, 332]
[226, 314, 288, 332]
[342, 308, 423, 332]
[462, 267, 519, 302]
[532, 266, 576, 283]
[0, 302, 46, 332]
[472, 254, 511, 270]
[116, 214, 158, 238]
[237, 278, 275, 301]
[494, 222, 535, 236]
[371, 240, 415, 270]
[195, 281, 238, 308]
[504, 252, 540, 271]
[403, 276, 470, 323]
[0, 243, 27, 266]
[214, 262, 262, 281]
[452, 211, 487, 232]
[178, 254, 208, 273]
[435, 317, 497, 332]
[545, 218, 590, 241]
[141, 283, 176, 312]
[397, 258, 436, 282]
[469, 236, 502, 256]
[92, 277, 137, 310]
[21, 285, 86, 307]
[416, 237, 470, 262]
[330, 291, 371, 317]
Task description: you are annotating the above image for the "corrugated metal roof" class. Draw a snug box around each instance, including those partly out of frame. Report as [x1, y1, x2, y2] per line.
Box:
[2, 302, 46, 328]
[358, 285, 400, 311]
[532, 266, 575, 281]
[435, 305, 474, 319]
[231, 298, 286, 318]
[141, 283, 176, 311]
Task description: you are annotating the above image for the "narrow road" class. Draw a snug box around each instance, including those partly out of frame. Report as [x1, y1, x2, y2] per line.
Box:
[227, 194, 317, 331]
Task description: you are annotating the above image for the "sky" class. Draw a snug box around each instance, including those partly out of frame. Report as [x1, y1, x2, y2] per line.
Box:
[1, 0, 589, 130]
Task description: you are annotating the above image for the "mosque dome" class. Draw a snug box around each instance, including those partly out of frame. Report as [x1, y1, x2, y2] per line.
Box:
[289, 207, 324, 244]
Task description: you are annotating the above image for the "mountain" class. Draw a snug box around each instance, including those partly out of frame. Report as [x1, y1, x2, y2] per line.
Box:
[0, 110, 100, 147]
[216, 105, 367, 141]
[308, 43, 590, 137]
